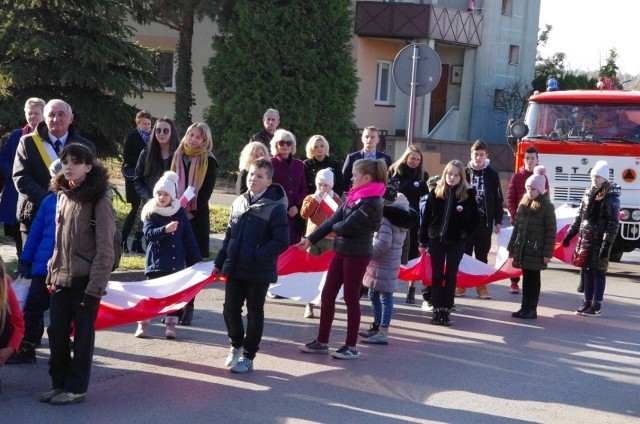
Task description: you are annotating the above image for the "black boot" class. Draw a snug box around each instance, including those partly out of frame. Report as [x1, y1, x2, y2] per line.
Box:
[5, 341, 36, 365]
[440, 308, 452, 326]
[131, 236, 145, 254]
[406, 286, 416, 304]
[520, 297, 538, 319]
[180, 302, 195, 326]
[431, 308, 442, 325]
[512, 297, 527, 318]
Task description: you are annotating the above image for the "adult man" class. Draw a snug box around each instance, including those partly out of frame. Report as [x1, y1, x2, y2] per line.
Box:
[342, 126, 392, 191]
[13, 99, 95, 243]
[250, 108, 280, 148]
[1, 98, 46, 256]
[456, 139, 504, 299]
[506, 146, 548, 294]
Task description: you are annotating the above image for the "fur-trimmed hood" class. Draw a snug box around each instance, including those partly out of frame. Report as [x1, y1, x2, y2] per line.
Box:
[51, 161, 111, 203]
[383, 193, 418, 229]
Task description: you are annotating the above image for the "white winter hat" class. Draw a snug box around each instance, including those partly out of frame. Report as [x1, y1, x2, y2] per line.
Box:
[154, 171, 179, 199]
[525, 165, 547, 195]
[590, 160, 610, 180]
[315, 168, 334, 187]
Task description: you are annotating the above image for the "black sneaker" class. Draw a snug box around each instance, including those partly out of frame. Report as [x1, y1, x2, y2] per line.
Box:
[582, 302, 601, 317]
[440, 309, 452, 326]
[358, 323, 379, 338]
[5, 342, 36, 365]
[331, 345, 359, 359]
[575, 300, 591, 315]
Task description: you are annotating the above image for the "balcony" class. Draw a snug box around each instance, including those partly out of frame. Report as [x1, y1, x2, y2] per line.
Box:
[354, 1, 482, 47]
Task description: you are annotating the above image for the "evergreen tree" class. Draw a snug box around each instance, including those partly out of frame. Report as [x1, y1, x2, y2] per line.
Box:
[204, 0, 358, 175]
[599, 48, 619, 78]
[128, 0, 223, 134]
[0, 0, 163, 156]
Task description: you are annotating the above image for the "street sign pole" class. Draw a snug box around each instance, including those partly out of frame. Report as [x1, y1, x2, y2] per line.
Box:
[407, 44, 419, 147]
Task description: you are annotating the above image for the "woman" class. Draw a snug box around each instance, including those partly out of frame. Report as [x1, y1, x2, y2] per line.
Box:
[121, 110, 153, 254]
[507, 166, 556, 319]
[302, 135, 344, 198]
[171, 123, 218, 325]
[270, 129, 307, 245]
[419, 160, 479, 326]
[236, 141, 270, 195]
[298, 158, 386, 359]
[562, 160, 620, 317]
[388, 145, 429, 304]
[41, 143, 115, 405]
[134, 117, 180, 209]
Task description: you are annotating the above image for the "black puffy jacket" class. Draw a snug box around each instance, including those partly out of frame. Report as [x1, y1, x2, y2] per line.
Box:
[565, 182, 620, 271]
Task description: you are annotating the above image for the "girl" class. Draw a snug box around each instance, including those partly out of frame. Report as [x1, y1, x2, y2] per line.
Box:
[419, 160, 479, 326]
[42, 143, 115, 405]
[298, 158, 386, 359]
[360, 191, 416, 345]
[299, 168, 343, 318]
[171, 122, 218, 325]
[388, 145, 429, 304]
[0, 256, 25, 367]
[562, 160, 620, 317]
[507, 166, 556, 319]
[236, 141, 270, 195]
[135, 171, 202, 339]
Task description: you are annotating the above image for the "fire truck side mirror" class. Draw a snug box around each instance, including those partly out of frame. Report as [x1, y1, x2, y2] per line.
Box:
[510, 121, 529, 139]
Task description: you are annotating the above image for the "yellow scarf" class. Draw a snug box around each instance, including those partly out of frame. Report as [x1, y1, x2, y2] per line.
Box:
[171, 144, 209, 211]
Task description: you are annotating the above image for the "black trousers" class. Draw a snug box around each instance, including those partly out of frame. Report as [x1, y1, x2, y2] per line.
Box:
[429, 239, 465, 309]
[22, 275, 50, 344]
[223, 278, 269, 360]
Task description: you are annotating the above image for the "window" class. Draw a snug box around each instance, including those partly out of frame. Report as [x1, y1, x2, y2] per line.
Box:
[494, 89, 505, 109]
[157, 51, 176, 91]
[502, 0, 513, 16]
[509, 45, 519, 65]
[375, 60, 394, 105]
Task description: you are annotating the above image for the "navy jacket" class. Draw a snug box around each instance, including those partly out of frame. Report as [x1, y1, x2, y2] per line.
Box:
[215, 184, 289, 284]
[342, 151, 392, 191]
[143, 207, 202, 276]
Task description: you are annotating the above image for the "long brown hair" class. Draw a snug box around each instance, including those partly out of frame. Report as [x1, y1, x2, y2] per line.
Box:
[353, 158, 388, 184]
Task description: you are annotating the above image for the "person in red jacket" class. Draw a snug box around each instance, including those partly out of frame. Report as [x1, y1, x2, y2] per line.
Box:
[506, 146, 548, 294]
[0, 256, 26, 367]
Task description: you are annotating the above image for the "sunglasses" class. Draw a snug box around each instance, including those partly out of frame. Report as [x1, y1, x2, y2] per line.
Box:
[155, 127, 170, 135]
[278, 140, 293, 146]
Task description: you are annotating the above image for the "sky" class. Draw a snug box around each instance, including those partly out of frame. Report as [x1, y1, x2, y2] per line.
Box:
[538, 0, 640, 76]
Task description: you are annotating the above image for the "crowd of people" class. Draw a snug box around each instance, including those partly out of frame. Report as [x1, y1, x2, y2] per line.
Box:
[0, 103, 620, 402]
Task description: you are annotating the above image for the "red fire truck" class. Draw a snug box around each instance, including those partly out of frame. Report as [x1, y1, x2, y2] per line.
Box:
[510, 90, 640, 261]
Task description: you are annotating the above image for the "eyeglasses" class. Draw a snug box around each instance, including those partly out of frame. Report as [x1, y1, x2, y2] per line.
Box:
[155, 127, 170, 135]
[278, 140, 293, 147]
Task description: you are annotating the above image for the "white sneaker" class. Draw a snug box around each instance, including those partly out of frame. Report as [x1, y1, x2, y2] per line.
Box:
[421, 301, 433, 312]
[165, 316, 178, 339]
[134, 320, 149, 338]
[225, 346, 244, 367]
[303, 303, 314, 318]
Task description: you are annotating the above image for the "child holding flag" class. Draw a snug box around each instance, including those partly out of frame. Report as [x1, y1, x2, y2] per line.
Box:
[300, 169, 343, 318]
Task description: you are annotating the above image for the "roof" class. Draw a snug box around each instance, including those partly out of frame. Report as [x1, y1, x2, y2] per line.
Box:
[529, 90, 640, 104]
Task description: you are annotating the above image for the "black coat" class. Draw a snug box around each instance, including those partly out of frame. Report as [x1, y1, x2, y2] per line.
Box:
[303, 156, 345, 198]
[122, 130, 146, 203]
[565, 183, 620, 271]
[419, 187, 479, 246]
[465, 163, 504, 228]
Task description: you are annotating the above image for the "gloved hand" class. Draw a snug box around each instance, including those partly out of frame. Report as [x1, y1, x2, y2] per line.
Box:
[599, 243, 611, 259]
[17, 259, 33, 279]
[81, 294, 101, 310]
[561, 235, 572, 247]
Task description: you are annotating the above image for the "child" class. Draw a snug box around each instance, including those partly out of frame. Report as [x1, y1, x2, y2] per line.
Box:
[458, 140, 504, 299]
[0, 256, 25, 367]
[299, 168, 343, 318]
[135, 171, 201, 339]
[419, 160, 479, 326]
[6, 160, 61, 364]
[359, 191, 416, 345]
[419, 175, 440, 312]
[562, 160, 620, 317]
[213, 158, 289, 373]
[42, 143, 115, 405]
[507, 166, 556, 319]
[298, 158, 386, 359]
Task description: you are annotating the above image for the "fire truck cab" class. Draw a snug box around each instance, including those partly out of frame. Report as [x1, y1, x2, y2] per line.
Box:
[512, 90, 640, 261]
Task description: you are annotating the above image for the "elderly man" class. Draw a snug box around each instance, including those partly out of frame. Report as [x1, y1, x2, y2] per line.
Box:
[250, 108, 280, 148]
[342, 125, 392, 191]
[13, 99, 95, 242]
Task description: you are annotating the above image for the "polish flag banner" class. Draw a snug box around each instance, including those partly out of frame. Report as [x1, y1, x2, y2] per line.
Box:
[270, 247, 336, 303]
[318, 194, 339, 217]
[467, 0, 475, 12]
[95, 262, 216, 330]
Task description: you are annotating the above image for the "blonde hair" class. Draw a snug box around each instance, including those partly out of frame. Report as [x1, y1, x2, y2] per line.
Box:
[238, 141, 271, 171]
[388, 144, 425, 176]
[181, 123, 213, 151]
[0, 257, 8, 337]
[305, 135, 330, 159]
[270, 129, 297, 156]
[353, 158, 388, 184]
[518, 193, 541, 213]
[435, 160, 469, 202]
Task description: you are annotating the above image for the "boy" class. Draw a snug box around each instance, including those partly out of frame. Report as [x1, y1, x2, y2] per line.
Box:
[212, 158, 289, 373]
[456, 140, 504, 299]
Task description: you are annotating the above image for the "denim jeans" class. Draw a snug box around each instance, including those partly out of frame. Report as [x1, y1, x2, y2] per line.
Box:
[223, 278, 270, 360]
[48, 286, 99, 394]
[583, 267, 606, 303]
[368, 289, 394, 328]
[22, 275, 50, 344]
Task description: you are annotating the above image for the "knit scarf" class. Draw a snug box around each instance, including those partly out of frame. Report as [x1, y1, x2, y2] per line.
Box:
[137, 128, 151, 144]
[172, 144, 209, 211]
[141, 198, 181, 221]
[345, 181, 385, 207]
